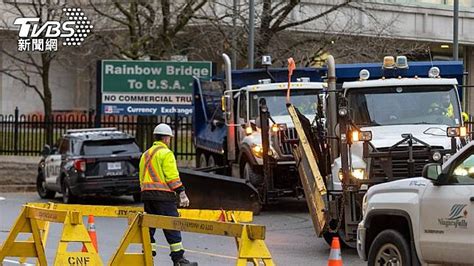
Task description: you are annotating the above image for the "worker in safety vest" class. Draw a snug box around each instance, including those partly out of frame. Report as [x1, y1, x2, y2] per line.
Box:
[139, 123, 195, 266]
[429, 93, 469, 122]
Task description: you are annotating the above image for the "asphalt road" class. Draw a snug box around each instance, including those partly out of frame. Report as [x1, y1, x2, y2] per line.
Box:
[0, 192, 365, 265]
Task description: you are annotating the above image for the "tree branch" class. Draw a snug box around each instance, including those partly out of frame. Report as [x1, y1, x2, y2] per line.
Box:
[0, 69, 44, 101]
[274, 0, 355, 32]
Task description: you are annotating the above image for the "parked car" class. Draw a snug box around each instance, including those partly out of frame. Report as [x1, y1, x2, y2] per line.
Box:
[357, 141, 474, 265]
[36, 128, 142, 203]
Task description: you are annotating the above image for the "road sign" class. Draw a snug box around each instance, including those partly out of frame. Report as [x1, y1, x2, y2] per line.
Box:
[100, 60, 212, 116]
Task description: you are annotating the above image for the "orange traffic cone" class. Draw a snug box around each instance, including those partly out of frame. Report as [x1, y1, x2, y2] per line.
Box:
[328, 237, 343, 266]
[217, 209, 227, 222]
[82, 215, 98, 252]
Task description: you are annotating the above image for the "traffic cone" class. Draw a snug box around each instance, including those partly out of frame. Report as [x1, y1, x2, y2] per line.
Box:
[328, 237, 343, 266]
[217, 209, 227, 222]
[82, 215, 98, 252]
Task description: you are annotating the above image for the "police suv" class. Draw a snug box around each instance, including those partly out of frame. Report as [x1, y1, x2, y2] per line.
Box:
[37, 128, 142, 203]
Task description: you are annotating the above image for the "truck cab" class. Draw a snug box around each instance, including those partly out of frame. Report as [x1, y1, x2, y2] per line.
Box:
[319, 57, 468, 247]
[331, 59, 466, 191]
[231, 81, 324, 195]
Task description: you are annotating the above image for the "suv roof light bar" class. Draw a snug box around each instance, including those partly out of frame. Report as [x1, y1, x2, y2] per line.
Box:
[66, 127, 118, 134]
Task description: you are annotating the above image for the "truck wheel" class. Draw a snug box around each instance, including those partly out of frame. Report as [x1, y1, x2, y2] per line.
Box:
[242, 161, 263, 187]
[61, 179, 77, 204]
[368, 229, 411, 266]
[196, 150, 207, 168]
[36, 173, 55, 199]
[208, 154, 216, 168]
[208, 154, 224, 174]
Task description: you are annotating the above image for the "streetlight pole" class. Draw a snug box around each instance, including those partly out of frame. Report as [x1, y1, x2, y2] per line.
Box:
[232, 0, 239, 70]
[453, 0, 459, 61]
[248, 0, 255, 69]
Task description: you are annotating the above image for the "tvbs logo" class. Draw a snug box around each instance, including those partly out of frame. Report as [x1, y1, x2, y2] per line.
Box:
[14, 7, 93, 52]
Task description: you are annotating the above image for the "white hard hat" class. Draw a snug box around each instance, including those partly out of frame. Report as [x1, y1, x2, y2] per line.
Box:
[153, 123, 173, 137]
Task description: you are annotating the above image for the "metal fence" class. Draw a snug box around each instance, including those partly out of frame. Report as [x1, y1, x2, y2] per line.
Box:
[0, 108, 195, 160]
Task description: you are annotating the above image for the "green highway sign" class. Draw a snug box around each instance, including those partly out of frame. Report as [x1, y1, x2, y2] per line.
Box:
[100, 60, 212, 116]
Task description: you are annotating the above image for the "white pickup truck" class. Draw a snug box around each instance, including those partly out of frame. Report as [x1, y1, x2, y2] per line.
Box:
[357, 141, 474, 265]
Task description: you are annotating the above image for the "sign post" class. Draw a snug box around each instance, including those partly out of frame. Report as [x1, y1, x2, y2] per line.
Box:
[100, 60, 212, 116]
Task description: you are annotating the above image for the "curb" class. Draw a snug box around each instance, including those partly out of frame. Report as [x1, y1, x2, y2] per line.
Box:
[0, 184, 36, 193]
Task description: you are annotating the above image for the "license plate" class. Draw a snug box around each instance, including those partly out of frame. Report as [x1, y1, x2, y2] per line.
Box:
[107, 162, 122, 170]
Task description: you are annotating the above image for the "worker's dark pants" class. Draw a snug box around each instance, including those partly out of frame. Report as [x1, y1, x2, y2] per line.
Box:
[144, 200, 184, 262]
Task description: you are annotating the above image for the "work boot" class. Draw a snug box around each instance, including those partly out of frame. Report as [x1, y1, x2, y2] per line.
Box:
[173, 257, 198, 266]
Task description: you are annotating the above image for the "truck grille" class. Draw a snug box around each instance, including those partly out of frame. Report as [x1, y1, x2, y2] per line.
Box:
[278, 127, 298, 155]
[370, 146, 443, 179]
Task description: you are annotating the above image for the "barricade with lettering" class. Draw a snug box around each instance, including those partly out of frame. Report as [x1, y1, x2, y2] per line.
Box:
[19, 203, 55, 264]
[27, 202, 253, 222]
[54, 210, 102, 266]
[0, 206, 103, 266]
[109, 213, 275, 266]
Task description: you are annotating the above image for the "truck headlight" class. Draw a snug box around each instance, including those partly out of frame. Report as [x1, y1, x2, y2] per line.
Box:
[447, 126, 467, 137]
[338, 168, 366, 180]
[432, 151, 442, 161]
[350, 130, 372, 142]
[251, 144, 274, 158]
[251, 144, 263, 158]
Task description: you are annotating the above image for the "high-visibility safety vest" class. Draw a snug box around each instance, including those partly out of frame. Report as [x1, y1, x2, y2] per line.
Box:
[139, 141, 183, 192]
[429, 103, 454, 118]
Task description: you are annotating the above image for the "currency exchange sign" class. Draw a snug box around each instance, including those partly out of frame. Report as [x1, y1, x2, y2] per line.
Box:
[101, 60, 212, 116]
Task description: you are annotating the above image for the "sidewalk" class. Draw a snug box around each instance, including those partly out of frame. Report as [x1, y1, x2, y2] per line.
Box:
[0, 156, 195, 192]
[0, 156, 39, 192]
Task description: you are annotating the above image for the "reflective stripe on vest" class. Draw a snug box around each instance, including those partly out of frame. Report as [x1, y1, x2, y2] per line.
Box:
[142, 182, 170, 190]
[166, 178, 183, 190]
[142, 146, 173, 192]
[144, 147, 163, 183]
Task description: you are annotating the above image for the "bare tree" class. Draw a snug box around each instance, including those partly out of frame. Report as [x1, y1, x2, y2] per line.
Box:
[90, 0, 208, 60]
[197, 0, 406, 67]
[0, 0, 66, 121]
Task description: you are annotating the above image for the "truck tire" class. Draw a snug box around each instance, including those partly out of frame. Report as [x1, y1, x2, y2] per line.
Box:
[368, 229, 411, 266]
[61, 179, 77, 204]
[36, 173, 55, 199]
[208, 154, 216, 168]
[242, 161, 263, 187]
[196, 150, 207, 168]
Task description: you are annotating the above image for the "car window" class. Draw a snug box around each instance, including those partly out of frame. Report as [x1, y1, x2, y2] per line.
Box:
[239, 93, 247, 119]
[71, 140, 82, 155]
[449, 153, 474, 185]
[58, 139, 70, 154]
[81, 138, 140, 156]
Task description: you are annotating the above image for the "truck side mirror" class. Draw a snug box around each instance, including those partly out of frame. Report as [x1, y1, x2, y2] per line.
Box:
[422, 163, 442, 181]
[42, 144, 51, 156]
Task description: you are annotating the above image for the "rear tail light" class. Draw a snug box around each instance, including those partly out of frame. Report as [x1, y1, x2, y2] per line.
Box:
[74, 159, 86, 172]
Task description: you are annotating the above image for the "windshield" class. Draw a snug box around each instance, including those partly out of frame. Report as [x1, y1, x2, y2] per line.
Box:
[81, 139, 140, 155]
[249, 89, 320, 118]
[347, 86, 461, 127]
